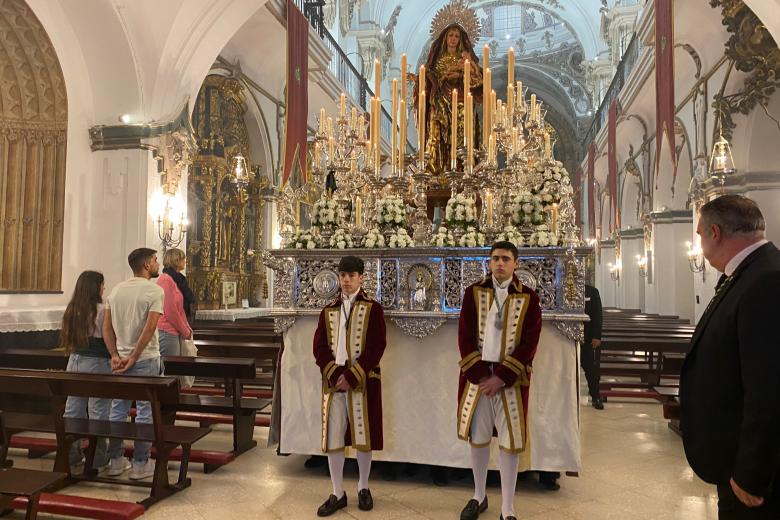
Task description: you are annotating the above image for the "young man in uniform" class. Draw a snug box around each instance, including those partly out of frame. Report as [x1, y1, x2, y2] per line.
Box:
[457, 241, 543, 520]
[313, 256, 387, 516]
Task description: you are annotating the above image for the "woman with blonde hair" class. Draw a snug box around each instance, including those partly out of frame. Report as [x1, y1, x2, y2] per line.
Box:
[156, 248, 194, 356]
[61, 270, 113, 473]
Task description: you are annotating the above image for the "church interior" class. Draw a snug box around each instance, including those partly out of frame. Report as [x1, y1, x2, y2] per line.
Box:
[0, 0, 779, 518]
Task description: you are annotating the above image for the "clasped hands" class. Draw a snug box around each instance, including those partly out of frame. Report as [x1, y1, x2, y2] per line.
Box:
[111, 354, 138, 373]
[335, 374, 351, 392]
[478, 375, 505, 397]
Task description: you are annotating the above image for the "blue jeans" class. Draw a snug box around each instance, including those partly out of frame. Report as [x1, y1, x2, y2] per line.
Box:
[158, 330, 181, 357]
[64, 353, 112, 467]
[108, 357, 163, 463]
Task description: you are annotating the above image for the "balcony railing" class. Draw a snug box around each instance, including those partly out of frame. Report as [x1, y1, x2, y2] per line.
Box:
[294, 0, 415, 153]
[581, 34, 642, 149]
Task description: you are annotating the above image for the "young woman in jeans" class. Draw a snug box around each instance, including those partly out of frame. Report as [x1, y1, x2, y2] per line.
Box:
[60, 270, 112, 474]
[156, 248, 193, 356]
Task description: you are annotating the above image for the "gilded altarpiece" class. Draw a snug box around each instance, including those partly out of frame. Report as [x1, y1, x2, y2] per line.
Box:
[187, 75, 268, 309]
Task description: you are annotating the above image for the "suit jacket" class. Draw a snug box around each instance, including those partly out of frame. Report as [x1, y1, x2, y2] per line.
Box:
[680, 242, 780, 497]
[583, 285, 603, 344]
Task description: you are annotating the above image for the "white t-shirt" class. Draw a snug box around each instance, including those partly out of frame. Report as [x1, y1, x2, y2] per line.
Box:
[106, 277, 164, 360]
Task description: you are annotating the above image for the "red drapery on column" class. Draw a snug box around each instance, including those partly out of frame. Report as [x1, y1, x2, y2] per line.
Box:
[607, 100, 619, 232]
[574, 166, 583, 233]
[655, 0, 676, 187]
[588, 142, 596, 239]
[282, 0, 309, 187]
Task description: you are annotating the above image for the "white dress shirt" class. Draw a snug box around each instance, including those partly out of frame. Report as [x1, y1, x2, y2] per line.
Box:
[724, 239, 768, 276]
[335, 291, 359, 366]
[482, 277, 511, 363]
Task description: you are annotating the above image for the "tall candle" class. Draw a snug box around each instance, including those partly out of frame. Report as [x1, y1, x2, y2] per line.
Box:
[484, 68, 492, 145]
[517, 81, 523, 108]
[319, 108, 326, 133]
[507, 84, 514, 121]
[508, 47, 515, 89]
[544, 132, 551, 159]
[392, 78, 398, 171]
[485, 191, 493, 224]
[464, 60, 471, 94]
[483, 44, 489, 71]
[419, 91, 426, 165]
[351, 107, 357, 131]
[530, 94, 536, 120]
[374, 98, 380, 173]
[374, 59, 381, 98]
[314, 141, 320, 167]
[339, 93, 346, 118]
[400, 53, 407, 103]
[399, 99, 406, 172]
[451, 88, 458, 170]
[328, 136, 334, 160]
[355, 196, 363, 226]
[368, 99, 375, 150]
[466, 93, 474, 168]
[488, 134, 495, 163]
[551, 203, 559, 235]
[327, 117, 333, 139]
[419, 65, 426, 100]
[511, 126, 518, 156]
[357, 115, 365, 138]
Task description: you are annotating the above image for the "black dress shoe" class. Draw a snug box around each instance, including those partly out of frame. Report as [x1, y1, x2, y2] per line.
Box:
[317, 493, 347, 517]
[357, 488, 373, 511]
[460, 497, 488, 520]
[500, 515, 517, 520]
[538, 471, 561, 491]
[592, 397, 604, 410]
[431, 465, 450, 486]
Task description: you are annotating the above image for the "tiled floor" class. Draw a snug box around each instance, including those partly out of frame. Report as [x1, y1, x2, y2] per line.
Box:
[6, 399, 718, 519]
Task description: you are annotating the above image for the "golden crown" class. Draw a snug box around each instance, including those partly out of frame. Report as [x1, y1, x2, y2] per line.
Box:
[430, 0, 481, 45]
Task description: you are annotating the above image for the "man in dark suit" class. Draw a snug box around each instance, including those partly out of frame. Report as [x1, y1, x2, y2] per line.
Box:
[582, 284, 604, 410]
[680, 195, 780, 519]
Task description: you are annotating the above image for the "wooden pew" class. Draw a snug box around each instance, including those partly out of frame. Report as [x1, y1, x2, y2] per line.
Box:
[0, 368, 210, 508]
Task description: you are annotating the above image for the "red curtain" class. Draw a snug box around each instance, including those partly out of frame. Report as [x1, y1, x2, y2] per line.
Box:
[282, 0, 309, 187]
[607, 100, 619, 232]
[588, 142, 596, 239]
[655, 0, 676, 186]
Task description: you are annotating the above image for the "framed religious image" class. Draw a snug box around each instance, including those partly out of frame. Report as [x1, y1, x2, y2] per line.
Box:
[222, 281, 237, 307]
[298, 201, 312, 230]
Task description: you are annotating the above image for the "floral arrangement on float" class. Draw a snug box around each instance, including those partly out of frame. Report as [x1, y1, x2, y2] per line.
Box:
[312, 196, 344, 229]
[459, 226, 487, 247]
[444, 193, 477, 229]
[496, 225, 525, 247]
[286, 229, 321, 250]
[328, 228, 355, 249]
[430, 226, 456, 247]
[531, 160, 571, 208]
[510, 192, 546, 227]
[528, 224, 559, 247]
[362, 228, 386, 249]
[387, 228, 414, 248]
[375, 195, 406, 228]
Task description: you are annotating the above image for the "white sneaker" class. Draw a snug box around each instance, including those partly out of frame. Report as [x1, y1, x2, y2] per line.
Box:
[129, 460, 155, 480]
[106, 457, 131, 477]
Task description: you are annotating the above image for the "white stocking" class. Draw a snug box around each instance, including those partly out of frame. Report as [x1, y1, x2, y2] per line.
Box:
[356, 450, 372, 491]
[327, 451, 345, 498]
[498, 451, 519, 517]
[470, 446, 490, 502]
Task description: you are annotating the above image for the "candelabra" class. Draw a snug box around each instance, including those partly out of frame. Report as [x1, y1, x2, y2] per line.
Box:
[154, 192, 187, 252]
[686, 240, 706, 274]
[608, 260, 621, 282]
[636, 254, 648, 278]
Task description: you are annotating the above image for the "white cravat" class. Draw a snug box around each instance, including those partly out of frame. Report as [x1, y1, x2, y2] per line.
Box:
[335, 291, 359, 366]
[482, 277, 511, 363]
[724, 239, 768, 276]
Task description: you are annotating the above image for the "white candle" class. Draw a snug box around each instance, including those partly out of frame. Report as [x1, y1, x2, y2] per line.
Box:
[374, 59, 381, 98]
[419, 91, 426, 165]
[464, 60, 471, 94]
[392, 78, 398, 171]
[339, 93, 346, 118]
[319, 108, 325, 133]
[451, 88, 458, 170]
[400, 53, 407, 103]
[399, 99, 406, 172]
[508, 47, 515, 89]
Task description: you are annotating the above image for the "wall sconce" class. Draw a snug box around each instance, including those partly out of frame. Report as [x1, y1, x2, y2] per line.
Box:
[608, 260, 621, 282]
[231, 153, 249, 191]
[636, 254, 648, 278]
[709, 132, 735, 184]
[686, 240, 705, 273]
[152, 190, 187, 252]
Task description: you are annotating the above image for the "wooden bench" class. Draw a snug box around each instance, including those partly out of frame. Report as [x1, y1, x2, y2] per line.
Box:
[0, 368, 210, 508]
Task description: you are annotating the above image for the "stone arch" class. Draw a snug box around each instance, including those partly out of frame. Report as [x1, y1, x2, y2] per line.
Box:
[0, 0, 67, 291]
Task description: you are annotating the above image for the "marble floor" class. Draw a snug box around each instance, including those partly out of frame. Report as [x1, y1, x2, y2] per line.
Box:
[6, 397, 718, 519]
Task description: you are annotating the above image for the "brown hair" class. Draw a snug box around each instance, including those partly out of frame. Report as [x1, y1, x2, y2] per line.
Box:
[128, 247, 156, 274]
[699, 194, 765, 237]
[60, 270, 104, 353]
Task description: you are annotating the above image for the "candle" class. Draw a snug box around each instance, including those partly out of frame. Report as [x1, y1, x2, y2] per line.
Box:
[351, 107, 357, 131]
[466, 93, 474, 168]
[399, 99, 406, 171]
[374, 98, 380, 174]
[508, 47, 515, 89]
[339, 93, 346, 118]
[319, 108, 325, 133]
[511, 126, 518, 157]
[451, 88, 458, 170]
[328, 136, 334, 160]
[314, 141, 320, 167]
[484, 68, 492, 145]
[392, 78, 398, 171]
[419, 91, 426, 165]
[544, 132, 551, 159]
[357, 115, 365, 138]
[374, 59, 381, 97]
[488, 134, 495, 163]
[355, 196, 363, 226]
[507, 84, 514, 121]
[464, 60, 471, 94]
[483, 44, 489, 71]
[419, 65, 426, 100]
[517, 81, 523, 108]
[327, 117, 333, 139]
[400, 53, 407, 103]
[486, 191, 493, 224]
[530, 94, 536, 119]
[551, 203, 559, 235]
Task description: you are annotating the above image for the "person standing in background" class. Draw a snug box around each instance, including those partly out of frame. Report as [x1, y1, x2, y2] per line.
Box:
[157, 248, 193, 356]
[582, 284, 604, 410]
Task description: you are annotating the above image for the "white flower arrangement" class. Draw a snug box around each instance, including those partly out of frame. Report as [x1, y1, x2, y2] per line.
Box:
[312, 196, 343, 228]
[387, 227, 414, 248]
[528, 224, 559, 247]
[430, 226, 456, 247]
[328, 228, 355, 249]
[286, 229, 320, 249]
[531, 160, 571, 208]
[444, 193, 477, 229]
[362, 228, 386, 249]
[510, 192, 546, 226]
[458, 226, 486, 247]
[375, 195, 406, 228]
[495, 225, 525, 247]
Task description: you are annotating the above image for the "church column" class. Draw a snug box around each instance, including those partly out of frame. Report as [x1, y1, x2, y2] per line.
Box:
[645, 210, 694, 321]
[617, 227, 645, 311]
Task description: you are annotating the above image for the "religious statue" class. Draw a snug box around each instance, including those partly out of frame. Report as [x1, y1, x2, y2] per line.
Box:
[419, 1, 484, 176]
[412, 271, 427, 310]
